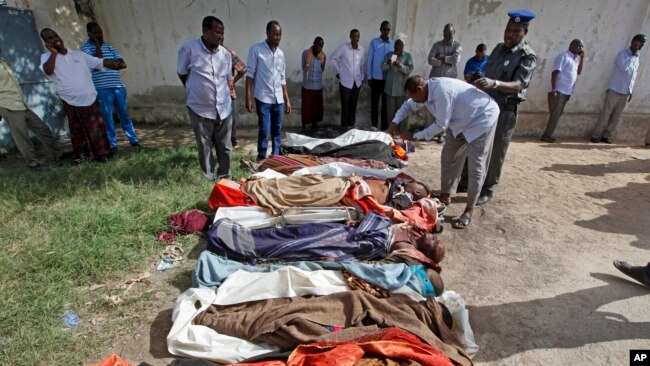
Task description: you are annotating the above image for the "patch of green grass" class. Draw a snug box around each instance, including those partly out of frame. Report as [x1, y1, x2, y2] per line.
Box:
[0, 145, 248, 365]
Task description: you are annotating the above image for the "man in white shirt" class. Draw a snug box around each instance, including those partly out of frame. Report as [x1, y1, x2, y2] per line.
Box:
[591, 33, 646, 144]
[178, 16, 234, 181]
[245, 20, 292, 162]
[40, 28, 124, 162]
[330, 29, 365, 129]
[388, 76, 498, 229]
[541, 39, 584, 143]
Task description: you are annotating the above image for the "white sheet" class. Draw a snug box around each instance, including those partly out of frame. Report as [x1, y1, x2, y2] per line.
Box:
[214, 206, 358, 228]
[168, 267, 425, 363]
[292, 162, 400, 179]
[285, 128, 393, 149]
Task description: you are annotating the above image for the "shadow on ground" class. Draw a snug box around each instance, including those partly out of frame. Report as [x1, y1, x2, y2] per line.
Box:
[470, 273, 650, 362]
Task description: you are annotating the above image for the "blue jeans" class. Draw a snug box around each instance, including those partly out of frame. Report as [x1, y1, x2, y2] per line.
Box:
[96, 87, 139, 148]
[255, 99, 284, 160]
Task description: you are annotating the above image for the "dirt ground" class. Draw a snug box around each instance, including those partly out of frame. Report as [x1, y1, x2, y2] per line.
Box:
[94, 126, 650, 366]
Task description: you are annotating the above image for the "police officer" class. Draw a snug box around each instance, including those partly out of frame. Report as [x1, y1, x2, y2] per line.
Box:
[459, 10, 538, 205]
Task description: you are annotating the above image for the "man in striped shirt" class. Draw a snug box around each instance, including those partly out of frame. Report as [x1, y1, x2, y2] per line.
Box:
[80, 22, 139, 152]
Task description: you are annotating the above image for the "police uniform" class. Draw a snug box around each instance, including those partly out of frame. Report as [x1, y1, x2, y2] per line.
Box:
[461, 10, 538, 201]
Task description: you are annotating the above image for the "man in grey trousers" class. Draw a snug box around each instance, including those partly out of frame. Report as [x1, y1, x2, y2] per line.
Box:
[177, 16, 234, 181]
[591, 33, 645, 144]
[388, 76, 498, 229]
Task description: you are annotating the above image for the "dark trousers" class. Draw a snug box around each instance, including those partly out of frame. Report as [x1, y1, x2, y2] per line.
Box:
[370, 78, 387, 130]
[460, 110, 518, 196]
[339, 82, 360, 128]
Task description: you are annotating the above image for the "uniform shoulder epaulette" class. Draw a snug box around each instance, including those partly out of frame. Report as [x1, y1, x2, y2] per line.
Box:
[521, 42, 536, 56]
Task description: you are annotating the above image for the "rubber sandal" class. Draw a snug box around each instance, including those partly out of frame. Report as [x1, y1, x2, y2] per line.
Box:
[453, 213, 471, 229]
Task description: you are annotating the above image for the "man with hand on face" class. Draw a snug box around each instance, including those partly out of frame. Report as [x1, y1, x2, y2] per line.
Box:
[367, 21, 394, 131]
[330, 29, 365, 130]
[245, 20, 291, 162]
[80, 22, 140, 153]
[40, 28, 125, 162]
[178, 16, 234, 181]
[0, 47, 61, 169]
[381, 38, 413, 132]
[541, 39, 585, 143]
[388, 76, 498, 229]
[591, 33, 646, 144]
[458, 10, 538, 206]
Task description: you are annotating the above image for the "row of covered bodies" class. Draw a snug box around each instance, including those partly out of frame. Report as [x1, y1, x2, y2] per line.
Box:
[167, 129, 477, 366]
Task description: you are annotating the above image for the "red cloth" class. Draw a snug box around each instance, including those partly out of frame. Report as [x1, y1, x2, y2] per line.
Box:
[157, 209, 211, 243]
[390, 144, 408, 161]
[226, 328, 455, 366]
[341, 181, 385, 215]
[290, 328, 454, 366]
[208, 179, 257, 211]
[87, 354, 135, 366]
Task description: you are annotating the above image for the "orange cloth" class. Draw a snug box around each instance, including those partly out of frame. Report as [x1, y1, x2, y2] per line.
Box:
[88, 354, 135, 366]
[390, 144, 408, 161]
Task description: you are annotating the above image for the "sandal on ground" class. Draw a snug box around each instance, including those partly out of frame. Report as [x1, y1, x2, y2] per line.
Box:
[453, 213, 471, 229]
[613, 260, 650, 287]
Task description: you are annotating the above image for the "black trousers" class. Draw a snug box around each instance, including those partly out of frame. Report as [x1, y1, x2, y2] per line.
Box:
[340, 82, 361, 128]
[370, 78, 388, 130]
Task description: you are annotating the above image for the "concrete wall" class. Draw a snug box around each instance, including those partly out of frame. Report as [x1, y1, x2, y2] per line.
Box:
[9, 0, 650, 141]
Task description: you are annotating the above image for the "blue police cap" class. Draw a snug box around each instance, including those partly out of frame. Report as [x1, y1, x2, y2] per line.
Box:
[508, 9, 536, 24]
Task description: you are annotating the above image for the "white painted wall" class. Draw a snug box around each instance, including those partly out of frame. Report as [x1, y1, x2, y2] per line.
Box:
[9, 0, 650, 139]
[394, 0, 650, 114]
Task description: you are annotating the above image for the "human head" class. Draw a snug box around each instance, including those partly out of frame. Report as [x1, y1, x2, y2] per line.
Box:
[443, 23, 454, 43]
[40, 28, 65, 52]
[630, 33, 647, 54]
[266, 20, 282, 48]
[404, 75, 428, 103]
[504, 9, 534, 48]
[86, 22, 103, 43]
[426, 267, 445, 297]
[568, 39, 583, 55]
[349, 29, 360, 48]
[394, 39, 404, 54]
[201, 16, 224, 50]
[475, 43, 487, 58]
[416, 233, 445, 264]
[312, 36, 324, 54]
[380, 20, 391, 40]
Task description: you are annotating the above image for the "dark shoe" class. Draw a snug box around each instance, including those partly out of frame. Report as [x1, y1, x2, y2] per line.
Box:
[435, 135, 445, 144]
[541, 136, 557, 143]
[613, 260, 650, 287]
[453, 213, 471, 229]
[28, 163, 47, 172]
[590, 137, 600, 143]
[231, 139, 238, 148]
[456, 185, 468, 193]
[130, 142, 142, 148]
[645, 143, 650, 149]
[601, 137, 612, 144]
[476, 194, 492, 206]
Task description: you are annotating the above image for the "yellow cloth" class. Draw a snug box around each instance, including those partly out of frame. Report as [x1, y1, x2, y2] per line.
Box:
[0, 59, 27, 111]
[242, 174, 357, 215]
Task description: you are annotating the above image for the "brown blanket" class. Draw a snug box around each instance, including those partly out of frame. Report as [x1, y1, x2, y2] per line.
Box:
[194, 291, 471, 366]
[242, 174, 357, 215]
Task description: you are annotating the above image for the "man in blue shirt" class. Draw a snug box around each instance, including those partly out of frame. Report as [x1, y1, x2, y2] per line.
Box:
[80, 22, 139, 152]
[367, 21, 394, 130]
[245, 21, 291, 162]
[463, 44, 489, 83]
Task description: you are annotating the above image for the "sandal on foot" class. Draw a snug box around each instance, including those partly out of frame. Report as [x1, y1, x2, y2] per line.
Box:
[453, 213, 471, 229]
[613, 260, 650, 287]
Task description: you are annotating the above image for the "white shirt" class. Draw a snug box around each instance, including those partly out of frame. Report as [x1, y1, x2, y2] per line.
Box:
[392, 77, 498, 143]
[550, 50, 580, 95]
[245, 41, 286, 104]
[177, 38, 233, 120]
[607, 47, 640, 95]
[39, 49, 103, 107]
[330, 42, 365, 89]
